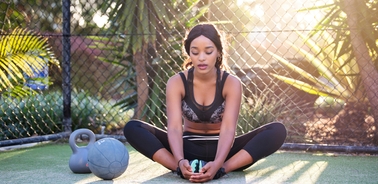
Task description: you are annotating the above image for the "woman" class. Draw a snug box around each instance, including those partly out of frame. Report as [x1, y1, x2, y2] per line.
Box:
[123, 23, 287, 183]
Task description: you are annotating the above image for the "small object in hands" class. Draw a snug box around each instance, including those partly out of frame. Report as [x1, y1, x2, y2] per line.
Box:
[189, 159, 207, 173]
[176, 159, 206, 179]
[176, 159, 226, 179]
[190, 159, 226, 179]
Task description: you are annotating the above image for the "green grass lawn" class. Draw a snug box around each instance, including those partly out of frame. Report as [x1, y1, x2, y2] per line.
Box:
[1, 142, 378, 184]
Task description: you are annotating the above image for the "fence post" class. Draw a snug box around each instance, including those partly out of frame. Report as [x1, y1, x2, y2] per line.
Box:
[62, 0, 72, 133]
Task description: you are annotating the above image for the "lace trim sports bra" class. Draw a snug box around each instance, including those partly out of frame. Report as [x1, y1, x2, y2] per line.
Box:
[179, 68, 229, 124]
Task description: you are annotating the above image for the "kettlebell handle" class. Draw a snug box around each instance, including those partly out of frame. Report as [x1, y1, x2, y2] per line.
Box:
[69, 128, 96, 153]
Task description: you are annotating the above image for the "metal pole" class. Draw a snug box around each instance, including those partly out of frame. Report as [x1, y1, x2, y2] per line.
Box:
[62, 0, 72, 132]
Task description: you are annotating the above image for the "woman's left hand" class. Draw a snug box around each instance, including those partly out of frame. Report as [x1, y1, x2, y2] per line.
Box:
[189, 161, 220, 183]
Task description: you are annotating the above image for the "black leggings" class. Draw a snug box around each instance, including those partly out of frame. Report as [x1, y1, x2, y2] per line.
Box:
[123, 120, 287, 171]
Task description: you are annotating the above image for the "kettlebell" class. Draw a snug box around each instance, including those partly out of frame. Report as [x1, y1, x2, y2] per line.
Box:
[69, 128, 96, 173]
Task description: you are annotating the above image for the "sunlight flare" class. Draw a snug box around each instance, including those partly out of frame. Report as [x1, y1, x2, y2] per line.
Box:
[294, 161, 328, 184]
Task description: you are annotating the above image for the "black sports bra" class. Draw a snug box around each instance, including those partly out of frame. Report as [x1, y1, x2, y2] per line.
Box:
[179, 68, 229, 123]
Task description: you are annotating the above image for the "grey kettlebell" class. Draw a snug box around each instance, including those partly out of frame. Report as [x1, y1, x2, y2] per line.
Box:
[69, 128, 96, 173]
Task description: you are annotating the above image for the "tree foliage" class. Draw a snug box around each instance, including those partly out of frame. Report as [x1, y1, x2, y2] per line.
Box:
[0, 2, 59, 98]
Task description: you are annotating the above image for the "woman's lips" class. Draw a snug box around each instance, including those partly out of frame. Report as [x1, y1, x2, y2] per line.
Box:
[197, 64, 207, 70]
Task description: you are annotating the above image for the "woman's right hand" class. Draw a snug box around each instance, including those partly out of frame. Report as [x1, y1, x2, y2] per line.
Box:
[178, 159, 193, 179]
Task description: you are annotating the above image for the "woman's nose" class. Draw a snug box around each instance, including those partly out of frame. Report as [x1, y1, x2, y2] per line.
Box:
[198, 52, 206, 61]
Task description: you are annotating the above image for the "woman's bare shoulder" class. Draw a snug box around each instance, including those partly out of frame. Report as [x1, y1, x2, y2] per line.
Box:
[224, 72, 241, 86]
[166, 71, 187, 96]
[222, 72, 242, 97]
[167, 71, 186, 85]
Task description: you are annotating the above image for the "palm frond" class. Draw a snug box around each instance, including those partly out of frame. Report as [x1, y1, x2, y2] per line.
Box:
[0, 28, 59, 96]
[269, 30, 363, 102]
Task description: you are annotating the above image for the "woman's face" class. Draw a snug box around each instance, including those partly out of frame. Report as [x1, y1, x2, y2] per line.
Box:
[189, 35, 219, 73]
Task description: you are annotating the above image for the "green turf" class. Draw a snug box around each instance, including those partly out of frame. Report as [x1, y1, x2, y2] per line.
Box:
[1, 142, 378, 184]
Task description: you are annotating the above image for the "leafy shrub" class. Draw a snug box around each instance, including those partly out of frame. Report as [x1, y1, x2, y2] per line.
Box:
[0, 90, 131, 140]
[70, 89, 131, 133]
[237, 86, 307, 136]
[0, 91, 62, 140]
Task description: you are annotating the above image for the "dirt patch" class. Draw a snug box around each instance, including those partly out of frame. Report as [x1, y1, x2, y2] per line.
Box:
[305, 102, 375, 146]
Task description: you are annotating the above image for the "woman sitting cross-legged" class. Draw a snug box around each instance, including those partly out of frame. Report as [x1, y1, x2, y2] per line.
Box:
[123, 23, 287, 183]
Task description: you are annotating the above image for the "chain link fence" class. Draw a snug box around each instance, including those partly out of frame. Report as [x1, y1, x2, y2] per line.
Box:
[1, 0, 378, 152]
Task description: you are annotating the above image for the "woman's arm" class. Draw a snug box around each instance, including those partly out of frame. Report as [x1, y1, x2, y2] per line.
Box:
[214, 75, 242, 168]
[166, 74, 186, 165]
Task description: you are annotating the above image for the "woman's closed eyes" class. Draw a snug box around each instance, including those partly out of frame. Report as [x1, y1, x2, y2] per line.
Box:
[191, 51, 214, 55]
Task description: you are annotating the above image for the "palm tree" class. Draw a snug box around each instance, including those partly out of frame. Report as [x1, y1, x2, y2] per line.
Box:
[98, 0, 209, 120]
[343, 0, 378, 143]
[311, 0, 378, 143]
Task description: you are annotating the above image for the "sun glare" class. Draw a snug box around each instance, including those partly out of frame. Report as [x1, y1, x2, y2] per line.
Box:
[237, 0, 256, 6]
[93, 11, 110, 28]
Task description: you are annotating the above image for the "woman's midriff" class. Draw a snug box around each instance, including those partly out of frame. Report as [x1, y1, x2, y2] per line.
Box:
[183, 119, 221, 134]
